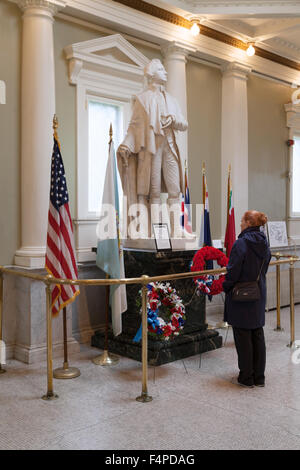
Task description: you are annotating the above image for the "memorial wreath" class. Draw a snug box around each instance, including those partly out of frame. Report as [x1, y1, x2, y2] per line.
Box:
[191, 246, 228, 296]
[134, 282, 186, 342]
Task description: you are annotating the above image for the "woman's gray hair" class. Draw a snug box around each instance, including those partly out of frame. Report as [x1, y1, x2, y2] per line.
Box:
[144, 59, 164, 79]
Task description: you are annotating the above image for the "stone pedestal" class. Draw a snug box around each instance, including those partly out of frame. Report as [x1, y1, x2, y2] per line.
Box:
[2, 264, 106, 363]
[91, 249, 222, 366]
[2, 268, 79, 363]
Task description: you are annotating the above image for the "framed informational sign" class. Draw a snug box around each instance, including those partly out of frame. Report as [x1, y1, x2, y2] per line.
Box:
[153, 223, 172, 252]
[267, 221, 288, 248]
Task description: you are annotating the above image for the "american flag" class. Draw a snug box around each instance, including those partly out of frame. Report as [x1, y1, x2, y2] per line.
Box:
[45, 136, 80, 315]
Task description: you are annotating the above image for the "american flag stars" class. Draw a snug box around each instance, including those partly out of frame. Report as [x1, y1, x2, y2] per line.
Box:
[50, 140, 69, 210]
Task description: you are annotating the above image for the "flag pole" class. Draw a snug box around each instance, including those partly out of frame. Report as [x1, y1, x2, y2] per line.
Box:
[93, 274, 119, 366]
[202, 162, 205, 207]
[93, 124, 119, 366]
[52, 115, 80, 380]
[201, 162, 214, 330]
[216, 164, 230, 330]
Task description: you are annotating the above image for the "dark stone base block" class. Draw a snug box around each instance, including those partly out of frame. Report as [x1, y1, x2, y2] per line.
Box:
[91, 328, 222, 366]
[91, 249, 223, 366]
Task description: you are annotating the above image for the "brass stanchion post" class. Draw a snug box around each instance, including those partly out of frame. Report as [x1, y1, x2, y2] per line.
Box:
[274, 253, 283, 331]
[53, 307, 80, 379]
[42, 276, 58, 400]
[287, 259, 295, 348]
[136, 275, 152, 403]
[93, 274, 119, 366]
[0, 269, 6, 374]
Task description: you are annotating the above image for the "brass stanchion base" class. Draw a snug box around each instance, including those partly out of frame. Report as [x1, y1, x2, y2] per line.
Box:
[215, 321, 229, 329]
[42, 392, 59, 401]
[53, 363, 81, 379]
[274, 327, 284, 332]
[206, 324, 215, 330]
[0, 367, 6, 374]
[92, 350, 119, 366]
[136, 392, 153, 403]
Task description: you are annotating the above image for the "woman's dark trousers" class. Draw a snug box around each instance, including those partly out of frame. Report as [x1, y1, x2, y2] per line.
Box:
[232, 327, 266, 386]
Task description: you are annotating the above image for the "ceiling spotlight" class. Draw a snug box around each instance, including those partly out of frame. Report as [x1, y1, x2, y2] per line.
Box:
[246, 43, 255, 57]
[190, 21, 200, 36]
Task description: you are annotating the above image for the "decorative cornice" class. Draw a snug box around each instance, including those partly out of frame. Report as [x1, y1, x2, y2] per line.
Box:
[182, 1, 300, 4]
[272, 37, 300, 54]
[64, 34, 149, 85]
[163, 0, 300, 13]
[112, 0, 300, 72]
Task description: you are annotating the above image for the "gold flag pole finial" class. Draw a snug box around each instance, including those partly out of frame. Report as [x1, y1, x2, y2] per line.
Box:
[228, 163, 231, 174]
[53, 114, 61, 149]
[202, 162, 206, 175]
[109, 123, 113, 144]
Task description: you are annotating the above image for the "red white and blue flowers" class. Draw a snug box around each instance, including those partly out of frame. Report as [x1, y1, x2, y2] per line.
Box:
[133, 282, 186, 342]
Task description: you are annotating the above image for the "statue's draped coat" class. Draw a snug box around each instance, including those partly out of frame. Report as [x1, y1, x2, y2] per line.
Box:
[117, 87, 188, 207]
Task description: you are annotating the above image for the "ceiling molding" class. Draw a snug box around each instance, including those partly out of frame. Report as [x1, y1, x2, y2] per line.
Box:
[155, 0, 300, 16]
[113, 0, 300, 71]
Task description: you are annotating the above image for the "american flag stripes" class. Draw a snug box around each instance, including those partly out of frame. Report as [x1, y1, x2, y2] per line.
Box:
[45, 136, 80, 315]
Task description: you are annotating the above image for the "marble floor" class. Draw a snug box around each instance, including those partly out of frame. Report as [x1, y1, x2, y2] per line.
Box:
[1, 306, 300, 450]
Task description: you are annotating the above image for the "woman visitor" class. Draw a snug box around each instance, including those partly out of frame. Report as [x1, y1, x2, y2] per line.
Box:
[223, 210, 271, 388]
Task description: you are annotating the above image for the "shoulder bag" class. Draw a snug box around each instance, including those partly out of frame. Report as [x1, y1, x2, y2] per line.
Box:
[232, 259, 265, 302]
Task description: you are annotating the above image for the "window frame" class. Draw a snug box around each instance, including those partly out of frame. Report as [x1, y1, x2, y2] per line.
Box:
[87, 95, 125, 216]
[289, 131, 300, 218]
[64, 35, 149, 261]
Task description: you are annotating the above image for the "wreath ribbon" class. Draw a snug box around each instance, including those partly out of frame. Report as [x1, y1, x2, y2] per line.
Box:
[133, 309, 161, 343]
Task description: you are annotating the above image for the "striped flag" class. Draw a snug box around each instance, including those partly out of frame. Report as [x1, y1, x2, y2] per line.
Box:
[96, 133, 127, 336]
[202, 164, 213, 270]
[45, 134, 80, 315]
[181, 164, 192, 234]
[224, 165, 236, 257]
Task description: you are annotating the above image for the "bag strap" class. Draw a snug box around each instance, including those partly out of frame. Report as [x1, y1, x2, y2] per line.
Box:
[256, 259, 265, 282]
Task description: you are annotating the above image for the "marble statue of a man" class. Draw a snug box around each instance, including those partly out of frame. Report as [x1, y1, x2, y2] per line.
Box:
[117, 58, 188, 238]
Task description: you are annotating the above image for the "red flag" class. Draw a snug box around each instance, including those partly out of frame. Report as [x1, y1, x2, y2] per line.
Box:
[224, 166, 236, 257]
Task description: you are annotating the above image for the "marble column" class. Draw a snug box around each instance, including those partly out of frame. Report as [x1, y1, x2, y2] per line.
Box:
[14, 0, 63, 268]
[221, 62, 251, 238]
[162, 42, 194, 173]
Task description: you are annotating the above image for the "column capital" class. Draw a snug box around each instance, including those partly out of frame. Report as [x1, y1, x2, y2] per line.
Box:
[222, 61, 252, 81]
[285, 102, 300, 129]
[15, 0, 66, 16]
[161, 41, 196, 62]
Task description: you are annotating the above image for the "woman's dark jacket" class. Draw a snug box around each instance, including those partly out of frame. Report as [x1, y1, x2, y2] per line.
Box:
[223, 226, 271, 329]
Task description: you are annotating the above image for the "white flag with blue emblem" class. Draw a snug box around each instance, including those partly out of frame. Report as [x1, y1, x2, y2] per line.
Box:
[96, 136, 127, 336]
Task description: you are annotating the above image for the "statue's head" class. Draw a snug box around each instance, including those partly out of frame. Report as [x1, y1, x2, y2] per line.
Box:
[144, 59, 167, 84]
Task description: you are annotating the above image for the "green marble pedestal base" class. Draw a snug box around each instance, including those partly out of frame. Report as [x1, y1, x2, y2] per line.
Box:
[91, 249, 222, 366]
